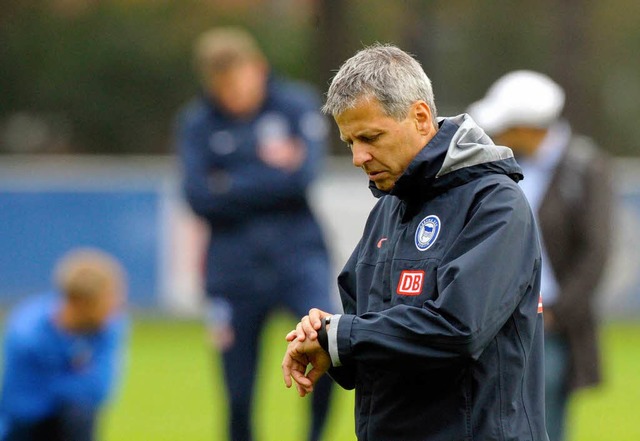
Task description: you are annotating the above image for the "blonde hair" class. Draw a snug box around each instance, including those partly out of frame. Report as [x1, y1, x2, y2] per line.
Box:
[55, 248, 125, 300]
[193, 27, 265, 82]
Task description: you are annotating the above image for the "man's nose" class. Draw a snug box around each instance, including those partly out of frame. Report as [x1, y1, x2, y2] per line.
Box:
[351, 142, 372, 168]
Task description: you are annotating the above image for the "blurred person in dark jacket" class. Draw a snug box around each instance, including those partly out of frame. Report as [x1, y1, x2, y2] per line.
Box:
[468, 70, 612, 441]
[0, 248, 128, 441]
[175, 27, 333, 441]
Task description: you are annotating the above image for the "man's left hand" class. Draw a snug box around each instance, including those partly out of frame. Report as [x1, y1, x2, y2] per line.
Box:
[282, 322, 331, 397]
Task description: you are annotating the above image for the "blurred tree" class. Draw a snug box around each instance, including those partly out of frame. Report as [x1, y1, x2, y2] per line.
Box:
[312, 0, 355, 154]
[0, 0, 638, 155]
[313, 0, 352, 88]
[548, 0, 602, 149]
[0, 2, 195, 153]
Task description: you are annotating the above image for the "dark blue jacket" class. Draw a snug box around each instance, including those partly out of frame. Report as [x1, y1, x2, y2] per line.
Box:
[176, 77, 329, 297]
[328, 115, 547, 440]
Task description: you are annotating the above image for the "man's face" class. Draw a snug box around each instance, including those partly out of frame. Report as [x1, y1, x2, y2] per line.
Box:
[493, 127, 547, 159]
[335, 97, 436, 192]
[206, 60, 267, 118]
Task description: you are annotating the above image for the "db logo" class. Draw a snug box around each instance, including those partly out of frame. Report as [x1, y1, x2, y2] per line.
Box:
[397, 270, 425, 296]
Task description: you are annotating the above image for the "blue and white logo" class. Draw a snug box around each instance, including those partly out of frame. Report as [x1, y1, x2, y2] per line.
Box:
[415, 215, 441, 251]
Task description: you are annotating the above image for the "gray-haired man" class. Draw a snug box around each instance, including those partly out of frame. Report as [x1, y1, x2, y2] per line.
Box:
[282, 44, 548, 441]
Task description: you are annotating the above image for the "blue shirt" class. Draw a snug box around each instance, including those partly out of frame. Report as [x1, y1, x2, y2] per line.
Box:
[517, 121, 571, 305]
[0, 293, 127, 426]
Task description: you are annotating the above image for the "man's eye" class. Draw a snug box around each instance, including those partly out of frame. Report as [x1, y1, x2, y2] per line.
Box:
[345, 142, 353, 150]
[363, 134, 380, 143]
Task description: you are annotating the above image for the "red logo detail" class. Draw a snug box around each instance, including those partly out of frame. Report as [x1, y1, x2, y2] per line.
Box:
[376, 237, 388, 248]
[397, 270, 425, 296]
[538, 295, 544, 314]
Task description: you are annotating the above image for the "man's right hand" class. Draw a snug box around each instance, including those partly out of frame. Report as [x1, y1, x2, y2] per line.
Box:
[285, 308, 331, 343]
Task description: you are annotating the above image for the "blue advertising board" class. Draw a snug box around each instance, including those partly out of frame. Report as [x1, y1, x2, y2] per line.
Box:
[0, 157, 172, 308]
[0, 189, 161, 307]
[1, 156, 640, 317]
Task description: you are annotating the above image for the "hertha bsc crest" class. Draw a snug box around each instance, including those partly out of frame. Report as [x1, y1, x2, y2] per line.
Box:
[415, 215, 440, 251]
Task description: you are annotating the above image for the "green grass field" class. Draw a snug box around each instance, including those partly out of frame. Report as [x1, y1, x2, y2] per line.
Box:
[99, 316, 640, 441]
[100, 313, 356, 441]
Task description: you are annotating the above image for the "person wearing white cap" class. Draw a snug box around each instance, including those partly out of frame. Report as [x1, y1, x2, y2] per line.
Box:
[468, 70, 613, 441]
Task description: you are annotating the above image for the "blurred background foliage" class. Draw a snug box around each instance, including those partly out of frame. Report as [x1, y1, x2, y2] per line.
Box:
[1, 0, 639, 155]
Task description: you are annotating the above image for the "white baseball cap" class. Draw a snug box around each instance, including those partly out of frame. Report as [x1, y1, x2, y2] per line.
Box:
[466, 70, 565, 136]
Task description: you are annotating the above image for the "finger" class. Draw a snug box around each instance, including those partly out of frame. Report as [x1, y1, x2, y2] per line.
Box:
[295, 381, 304, 396]
[283, 356, 311, 390]
[284, 343, 313, 388]
[285, 330, 297, 342]
[291, 366, 313, 388]
[295, 373, 314, 397]
[301, 315, 317, 340]
[295, 381, 311, 397]
[282, 356, 293, 388]
[308, 308, 325, 330]
[283, 345, 307, 387]
[295, 322, 307, 341]
[301, 385, 313, 397]
[306, 366, 326, 388]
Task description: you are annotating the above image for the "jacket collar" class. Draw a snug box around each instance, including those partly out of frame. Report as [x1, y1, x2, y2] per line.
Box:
[369, 115, 523, 200]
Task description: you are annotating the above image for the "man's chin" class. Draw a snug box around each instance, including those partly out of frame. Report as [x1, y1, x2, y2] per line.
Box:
[373, 181, 394, 192]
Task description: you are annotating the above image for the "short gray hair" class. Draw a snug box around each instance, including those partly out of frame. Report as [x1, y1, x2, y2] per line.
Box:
[322, 43, 437, 123]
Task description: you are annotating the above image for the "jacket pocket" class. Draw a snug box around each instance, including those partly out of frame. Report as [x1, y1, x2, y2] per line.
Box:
[390, 258, 440, 307]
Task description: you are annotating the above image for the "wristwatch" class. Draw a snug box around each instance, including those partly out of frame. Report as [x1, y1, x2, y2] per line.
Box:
[317, 316, 331, 352]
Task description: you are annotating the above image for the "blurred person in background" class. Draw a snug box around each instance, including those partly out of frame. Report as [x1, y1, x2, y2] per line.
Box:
[0, 248, 128, 441]
[468, 70, 613, 441]
[175, 27, 333, 441]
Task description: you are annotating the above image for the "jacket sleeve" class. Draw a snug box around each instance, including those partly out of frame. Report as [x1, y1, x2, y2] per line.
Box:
[327, 241, 361, 390]
[176, 97, 327, 224]
[334, 183, 541, 370]
[0, 326, 52, 419]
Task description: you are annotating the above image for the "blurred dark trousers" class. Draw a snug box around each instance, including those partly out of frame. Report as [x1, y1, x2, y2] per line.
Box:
[544, 332, 570, 441]
[220, 294, 333, 441]
[3, 405, 97, 441]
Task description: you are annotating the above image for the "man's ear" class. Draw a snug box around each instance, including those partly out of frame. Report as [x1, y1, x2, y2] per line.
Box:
[412, 101, 434, 135]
